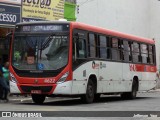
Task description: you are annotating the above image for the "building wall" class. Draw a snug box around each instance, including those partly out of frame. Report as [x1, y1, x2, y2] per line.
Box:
[77, 0, 150, 37]
[150, 0, 160, 70]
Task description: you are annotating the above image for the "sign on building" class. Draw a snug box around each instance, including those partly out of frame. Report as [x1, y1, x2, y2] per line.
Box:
[0, 4, 21, 27]
[0, 0, 21, 5]
[22, 0, 64, 22]
[0, 0, 21, 27]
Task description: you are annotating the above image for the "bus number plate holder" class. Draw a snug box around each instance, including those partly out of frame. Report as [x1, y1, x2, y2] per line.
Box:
[31, 90, 42, 94]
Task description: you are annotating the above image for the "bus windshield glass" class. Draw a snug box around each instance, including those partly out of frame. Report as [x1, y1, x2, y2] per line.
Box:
[12, 34, 69, 71]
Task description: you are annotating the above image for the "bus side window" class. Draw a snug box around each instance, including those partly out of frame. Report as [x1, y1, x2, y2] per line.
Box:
[88, 33, 96, 58]
[132, 42, 141, 63]
[148, 45, 154, 64]
[77, 39, 86, 58]
[141, 44, 148, 64]
[111, 38, 121, 61]
[122, 40, 131, 62]
[99, 35, 107, 59]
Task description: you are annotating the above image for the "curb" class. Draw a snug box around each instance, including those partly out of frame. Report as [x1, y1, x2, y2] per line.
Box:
[138, 89, 160, 93]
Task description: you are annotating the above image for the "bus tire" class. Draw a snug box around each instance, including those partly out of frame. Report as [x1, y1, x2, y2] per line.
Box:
[121, 80, 138, 99]
[129, 80, 138, 99]
[31, 94, 46, 104]
[81, 80, 95, 104]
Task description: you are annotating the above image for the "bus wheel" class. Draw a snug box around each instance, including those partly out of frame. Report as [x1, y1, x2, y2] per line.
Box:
[81, 80, 95, 104]
[129, 80, 138, 99]
[121, 80, 138, 99]
[31, 94, 46, 104]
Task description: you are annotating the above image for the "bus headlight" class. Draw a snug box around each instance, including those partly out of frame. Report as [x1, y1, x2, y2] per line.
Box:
[57, 72, 69, 84]
[10, 73, 18, 83]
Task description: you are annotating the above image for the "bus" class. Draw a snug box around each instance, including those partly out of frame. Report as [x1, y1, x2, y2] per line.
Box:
[9, 21, 157, 104]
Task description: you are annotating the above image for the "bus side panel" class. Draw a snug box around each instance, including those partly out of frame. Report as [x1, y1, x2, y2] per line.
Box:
[98, 61, 124, 93]
[139, 72, 156, 91]
[53, 81, 73, 95]
[122, 63, 133, 91]
[72, 61, 99, 94]
[123, 63, 157, 91]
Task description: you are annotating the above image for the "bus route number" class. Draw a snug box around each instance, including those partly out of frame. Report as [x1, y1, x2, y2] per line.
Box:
[44, 78, 55, 83]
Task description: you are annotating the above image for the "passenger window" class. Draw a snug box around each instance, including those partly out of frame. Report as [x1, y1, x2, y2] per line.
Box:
[111, 38, 121, 61]
[99, 36, 107, 59]
[77, 39, 86, 58]
[88, 34, 96, 58]
[148, 45, 154, 64]
[132, 42, 140, 63]
[122, 40, 131, 62]
[141, 44, 148, 63]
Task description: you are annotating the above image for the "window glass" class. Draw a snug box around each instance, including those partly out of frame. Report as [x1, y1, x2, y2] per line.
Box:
[149, 45, 153, 54]
[112, 49, 120, 60]
[141, 44, 148, 63]
[13, 35, 69, 70]
[149, 54, 154, 64]
[132, 42, 140, 63]
[132, 42, 139, 52]
[111, 38, 121, 60]
[141, 44, 148, 54]
[148, 45, 154, 64]
[122, 40, 131, 62]
[78, 39, 86, 58]
[88, 34, 96, 57]
[132, 52, 140, 63]
[141, 53, 148, 63]
[99, 36, 106, 47]
[123, 41, 130, 51]
[112, 38, 118, 48]
[99, 36, 107, 59]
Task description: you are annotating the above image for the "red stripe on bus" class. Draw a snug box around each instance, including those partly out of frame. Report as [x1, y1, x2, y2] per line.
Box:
[129, 64, 156, 72]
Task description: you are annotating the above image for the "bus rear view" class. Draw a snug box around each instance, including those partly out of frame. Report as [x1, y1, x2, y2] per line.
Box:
[10, 21, 72, 104]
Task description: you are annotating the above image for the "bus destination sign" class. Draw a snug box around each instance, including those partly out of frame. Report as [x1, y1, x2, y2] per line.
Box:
[16, 24, 69, 33]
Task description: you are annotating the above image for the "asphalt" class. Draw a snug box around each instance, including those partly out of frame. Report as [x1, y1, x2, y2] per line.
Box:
[0, 89, 160, 103]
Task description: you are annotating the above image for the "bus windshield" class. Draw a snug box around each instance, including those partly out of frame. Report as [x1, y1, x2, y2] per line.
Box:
[12, 34, 69, 71]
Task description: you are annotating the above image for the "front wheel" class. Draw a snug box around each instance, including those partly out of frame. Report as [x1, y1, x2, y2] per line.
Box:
[81, 80, 95, 104]
[31, 94, 46, 104]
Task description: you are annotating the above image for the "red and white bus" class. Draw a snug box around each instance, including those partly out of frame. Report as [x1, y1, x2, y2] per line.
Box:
[9, 21, 157, 104]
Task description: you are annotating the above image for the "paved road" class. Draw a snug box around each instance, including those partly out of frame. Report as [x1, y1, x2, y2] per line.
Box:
[0, 91, 160, 120]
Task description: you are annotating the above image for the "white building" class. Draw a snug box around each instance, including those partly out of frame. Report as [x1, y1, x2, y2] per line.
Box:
[76, 0, 160, 70]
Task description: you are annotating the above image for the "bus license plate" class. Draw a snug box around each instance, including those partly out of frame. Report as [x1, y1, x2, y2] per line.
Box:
[31, 90, 42, 94]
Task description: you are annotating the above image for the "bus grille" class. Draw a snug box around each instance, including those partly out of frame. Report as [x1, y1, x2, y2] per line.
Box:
[20, 86, 53, 93]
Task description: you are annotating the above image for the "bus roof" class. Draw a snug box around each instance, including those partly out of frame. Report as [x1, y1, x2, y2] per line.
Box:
[70, 22, 155, 45]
